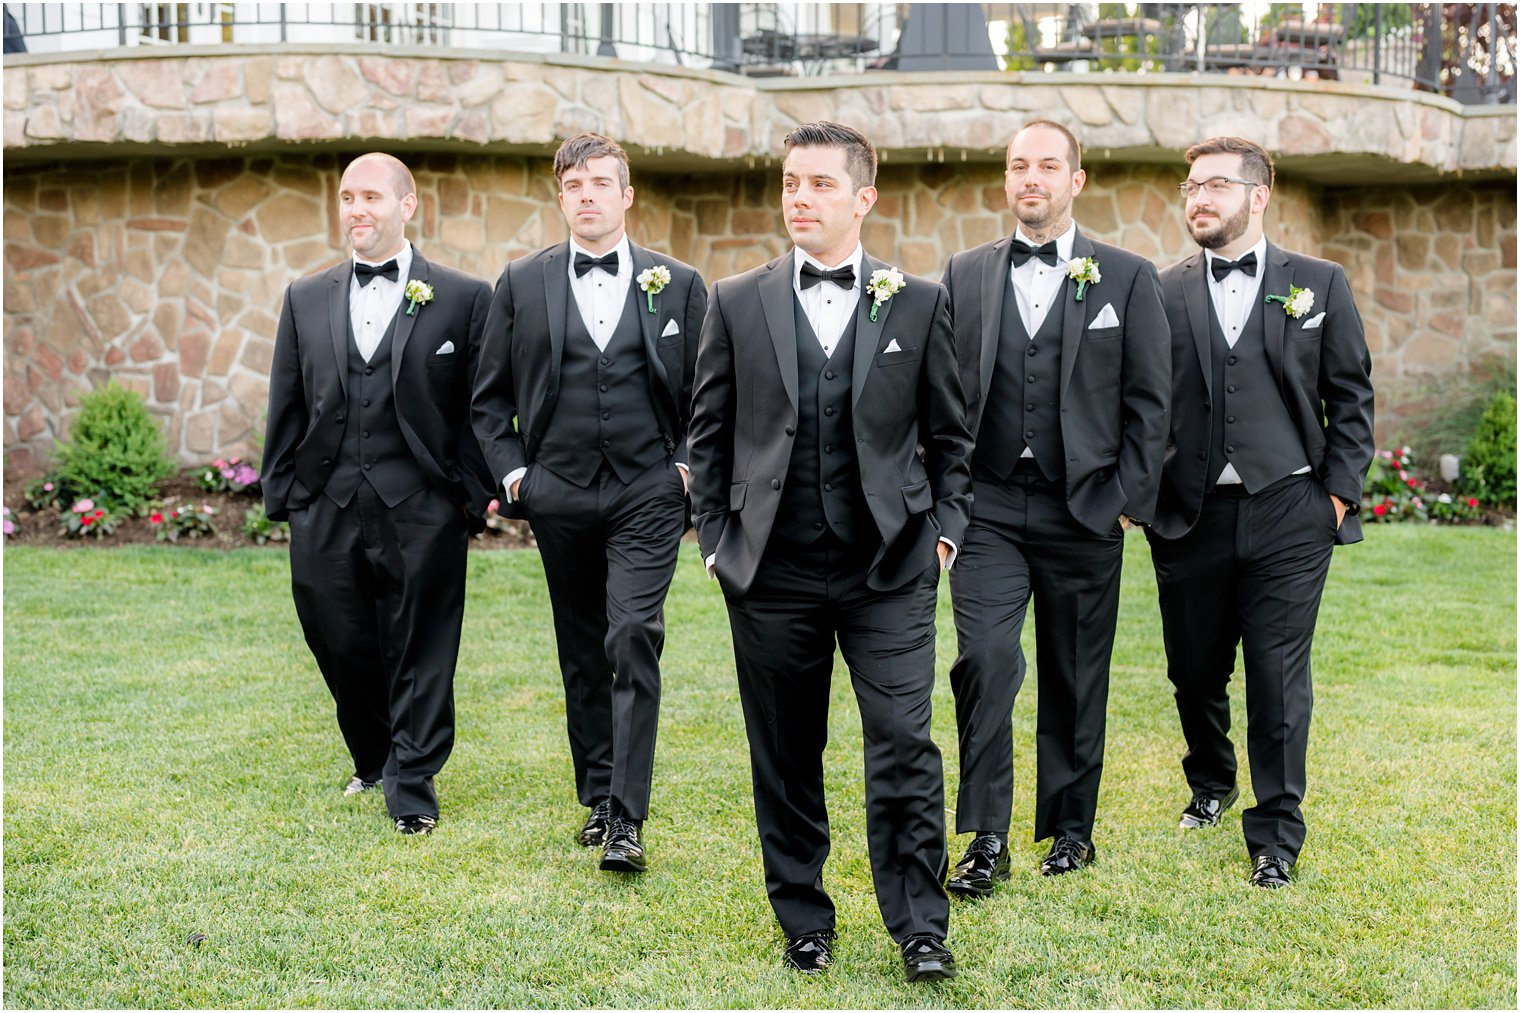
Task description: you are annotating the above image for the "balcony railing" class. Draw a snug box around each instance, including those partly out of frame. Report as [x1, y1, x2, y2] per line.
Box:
[4, 3, 1515, 105]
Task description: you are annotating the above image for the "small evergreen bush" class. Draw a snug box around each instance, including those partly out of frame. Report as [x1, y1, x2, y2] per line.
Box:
[1462, 391, 1517, 508]
[52, 382, 177, 516]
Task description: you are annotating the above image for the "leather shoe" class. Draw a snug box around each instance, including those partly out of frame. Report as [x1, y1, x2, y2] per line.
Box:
[1040, 836, 1095, 876]
[1249, 855, 1293, 889]
[783, 929, 835, 973]
[1179, 785, 1240, 829]
[578, 799, 612, 847]
[900, 935, 957, 982]
[395, 814, 437, 836]
[946, 833, 1010, 898]
[599, 817, 647, 873]
[343, 775, 381, 797]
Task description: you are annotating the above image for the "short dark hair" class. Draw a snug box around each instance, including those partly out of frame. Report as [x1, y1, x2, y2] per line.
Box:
[782, 120, 878, 191]
[553, 132, 631, 190]
[1011, 119, 1081, 170]
[1186, 136, 1275, 188]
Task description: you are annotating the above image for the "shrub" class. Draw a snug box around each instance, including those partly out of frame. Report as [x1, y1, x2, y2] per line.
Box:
[148, 502, 218, 542]
[53, 383, 176, 516]
[1461, 391, 1517, 508]
[242, 503, 288, 545]
[61, 498, 121, 539]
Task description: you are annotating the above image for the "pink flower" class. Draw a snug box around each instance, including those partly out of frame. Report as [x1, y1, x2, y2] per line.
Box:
[213, 458, 226, 469]
[202, 504, 214, 514]
[220, 467, 235, 480]
[42, 482, 53, 491]
[73, 499, 93, 513]
[487, 498, 500, 515]
[2, 519, 13, 535]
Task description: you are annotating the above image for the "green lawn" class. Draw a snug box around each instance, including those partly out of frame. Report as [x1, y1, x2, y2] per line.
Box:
[4, 527, 1515, 1008]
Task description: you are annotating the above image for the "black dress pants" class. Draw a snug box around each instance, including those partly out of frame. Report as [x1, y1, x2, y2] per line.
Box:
[1146, 473, 1337, 863]
[288, 481, 468, 820]
[521, 457, 686, 821]
[724, 536, 949, 944]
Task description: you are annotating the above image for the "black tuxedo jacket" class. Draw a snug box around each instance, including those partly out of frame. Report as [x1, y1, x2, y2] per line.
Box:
[942, 227, 1171, 533]
[470, 240, 707, 517]
[1151, 242, 1375, 544]
[688, 251, 973, 597]
[262, 247, 496, 529]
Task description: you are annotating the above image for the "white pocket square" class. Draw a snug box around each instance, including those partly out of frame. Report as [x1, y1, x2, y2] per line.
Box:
[883, 338, 904, 353]
[1301, 312, 1325, 330]
[434, 341, 455, 355]
[1089, 304, 1120, 329]
[661, 319, 680, 338]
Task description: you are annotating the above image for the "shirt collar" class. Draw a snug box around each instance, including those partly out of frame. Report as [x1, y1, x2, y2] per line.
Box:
[353, 242, 413, 281]
[1012, 221, 1076, 265]
[792, 243, 864, 291]
[1204, 236, 1267, 282]
[568, 233, 632, 278]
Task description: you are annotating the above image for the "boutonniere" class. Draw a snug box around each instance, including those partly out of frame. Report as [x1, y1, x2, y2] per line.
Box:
[636, 265, 671, 314]
[865, 267, 905, 322]
[404, 280, 434, 317]
[1265, 284, 1315, 319]
[1067, 257, 1101, 302]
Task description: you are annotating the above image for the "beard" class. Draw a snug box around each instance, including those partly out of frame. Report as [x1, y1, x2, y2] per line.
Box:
[1189, 201, 1250, 250]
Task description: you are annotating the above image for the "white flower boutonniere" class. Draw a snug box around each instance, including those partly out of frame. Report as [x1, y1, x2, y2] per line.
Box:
[636, 265, 671, 314]
[1266, 284, 1315, 319]
[404, 280, 434, 317]
[865, 267, 905, 322]
[1067, 257, 1101, 302]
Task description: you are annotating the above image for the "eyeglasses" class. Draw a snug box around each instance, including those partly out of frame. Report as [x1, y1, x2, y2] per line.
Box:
[1176, 177, 1260, 199]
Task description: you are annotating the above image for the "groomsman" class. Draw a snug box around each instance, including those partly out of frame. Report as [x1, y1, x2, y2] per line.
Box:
[471, 133, 707, 873]
[1147, 136, 1373, 888]
[263, 153, 495, 835]
[688, 121, 971, 981]
[940, 120, 1169, 893]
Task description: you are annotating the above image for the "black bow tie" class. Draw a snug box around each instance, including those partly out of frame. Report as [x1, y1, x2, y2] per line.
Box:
[799, 261, 856, 291]
[354, 259, 399, 286]
[574, 251, 620, 277]
[1210, 252, 1258, 281]
[1010, 239, 1060, 268]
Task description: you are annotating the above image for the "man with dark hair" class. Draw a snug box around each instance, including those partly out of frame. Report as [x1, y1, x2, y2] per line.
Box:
[263, 153, 495, 836]
[1148, 136, 1373, 889]
[688, 120, 972, 981]
[940, 120, 1169, 892]
[471, 132, 707, 874]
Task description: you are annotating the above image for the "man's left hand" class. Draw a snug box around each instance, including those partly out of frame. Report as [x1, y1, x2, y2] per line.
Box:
[936, 540, 952, 571]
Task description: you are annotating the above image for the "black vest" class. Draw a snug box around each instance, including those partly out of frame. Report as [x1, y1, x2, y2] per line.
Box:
[325, 313, 427, 508]
[772, 301, 874, 548]
[1208, 296, 1309, 492]
[975, 274, 1065, 481]
[537, 284, 667, 487]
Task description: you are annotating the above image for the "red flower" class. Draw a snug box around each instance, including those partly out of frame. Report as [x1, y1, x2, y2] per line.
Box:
[1372, 503, 1389, 517]
[150, 512, 164, 524]
[1406, 478, 1419, 488]
[80, 516, 93, 527]
[93, 509, 105, 519]
[1468, 497, 1480, 508]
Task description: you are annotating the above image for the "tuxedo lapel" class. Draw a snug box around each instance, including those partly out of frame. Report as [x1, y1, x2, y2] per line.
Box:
[327, 262, 350, 398]
[1059, 228, 1092, 397]
[629, 242, 673, 394]
[1180, 252, 1212, 395]
[852, 253, 892, 406]
[1261, 241, 1292, 383]
[543, 242, 570, 377]
[759, 254, 799, 412]
[391, 247, 426, 388]
[979, 237, 1012, 400]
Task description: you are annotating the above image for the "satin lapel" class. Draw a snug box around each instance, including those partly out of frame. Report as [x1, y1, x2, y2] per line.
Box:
[328, 263, 350, 399]
[1059, 228, 1092, 397]
[1181, 252, 1212, 396]
[390, 249, 426, 388]
[543, 243, 569, 377]
[1261, 241, 1291, 384]
[852, 253, 892, 407]
[629, 242, 672, 392]
[759, 254, 799, 412]
[979, 237, 1011, 400]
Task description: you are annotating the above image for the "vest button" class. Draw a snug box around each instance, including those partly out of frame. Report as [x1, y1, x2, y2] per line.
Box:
[363, 463, 372, 470]
[824, 370, 835, 380]
[824, 483, 833, 491]
[335, 416, 345, 424]
[824, 407, 835, 416]
[1197, 451, 1207, 460]
[785, 426, 795, 436]
[1227, 356, 1237, 366]
[1027, 375, 1036, 383]
[824, 444, 832, 453]
[602, 412, 610, 420]
[365, 367, 373, 376]
[362, 430, 370, 438]
[362, 399, 371, 407]
[321, 458, 332, 466]
[813, 522, 824, 530]
[1226, 416, 1236, 424]
[1027, 346, 1037, 356]
[1226, 445, 1236, 453]
[1025, 430, 1035, 439]
[770, 479, 781, 489]
[600, 357, 610, 365]
[602, 440, 610, 448]
[599, 384, 608, 392]
[1227, 385, 1237, 393]
[1025, 403, 1035, 412]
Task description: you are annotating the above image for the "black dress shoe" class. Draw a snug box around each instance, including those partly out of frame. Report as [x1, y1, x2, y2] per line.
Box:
[395, 814, 437, 836]
[599, 817, 647, 873]
[1040, 836, 1095, 876]
[900, 935, 957, 982]
[946, 833, 1010, 898]
[343, 775, 381, 797]
[1249, 856, 1293, 889]
[579, 799, 612, 847]
[1179, 785, 1240, 829]
[783, 929, 835, 973]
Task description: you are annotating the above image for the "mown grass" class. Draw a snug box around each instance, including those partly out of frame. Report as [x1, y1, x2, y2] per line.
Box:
[3, 527, 1515, 1008]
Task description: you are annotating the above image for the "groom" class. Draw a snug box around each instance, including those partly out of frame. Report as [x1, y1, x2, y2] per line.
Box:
[687, 121, 972, 982]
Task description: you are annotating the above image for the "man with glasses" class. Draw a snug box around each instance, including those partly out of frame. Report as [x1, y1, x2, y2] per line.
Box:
[1147, 136, 1374, 888]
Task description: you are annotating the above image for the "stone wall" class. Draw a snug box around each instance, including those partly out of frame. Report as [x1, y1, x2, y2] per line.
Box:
[6, 149, 1512, 471]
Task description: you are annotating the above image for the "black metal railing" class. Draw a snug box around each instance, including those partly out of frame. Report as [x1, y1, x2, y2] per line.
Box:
[3, 3, 1514, 104]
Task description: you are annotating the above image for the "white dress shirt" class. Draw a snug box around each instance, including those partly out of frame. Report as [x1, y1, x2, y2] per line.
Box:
[1010, 221, 1076, 337]
[793, 244, 863, 356]
[568, 233, 634, 352]
[349, 243, 413, 363]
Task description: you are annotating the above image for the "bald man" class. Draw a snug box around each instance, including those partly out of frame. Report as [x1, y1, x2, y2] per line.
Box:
[263, 153, 495, 835]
